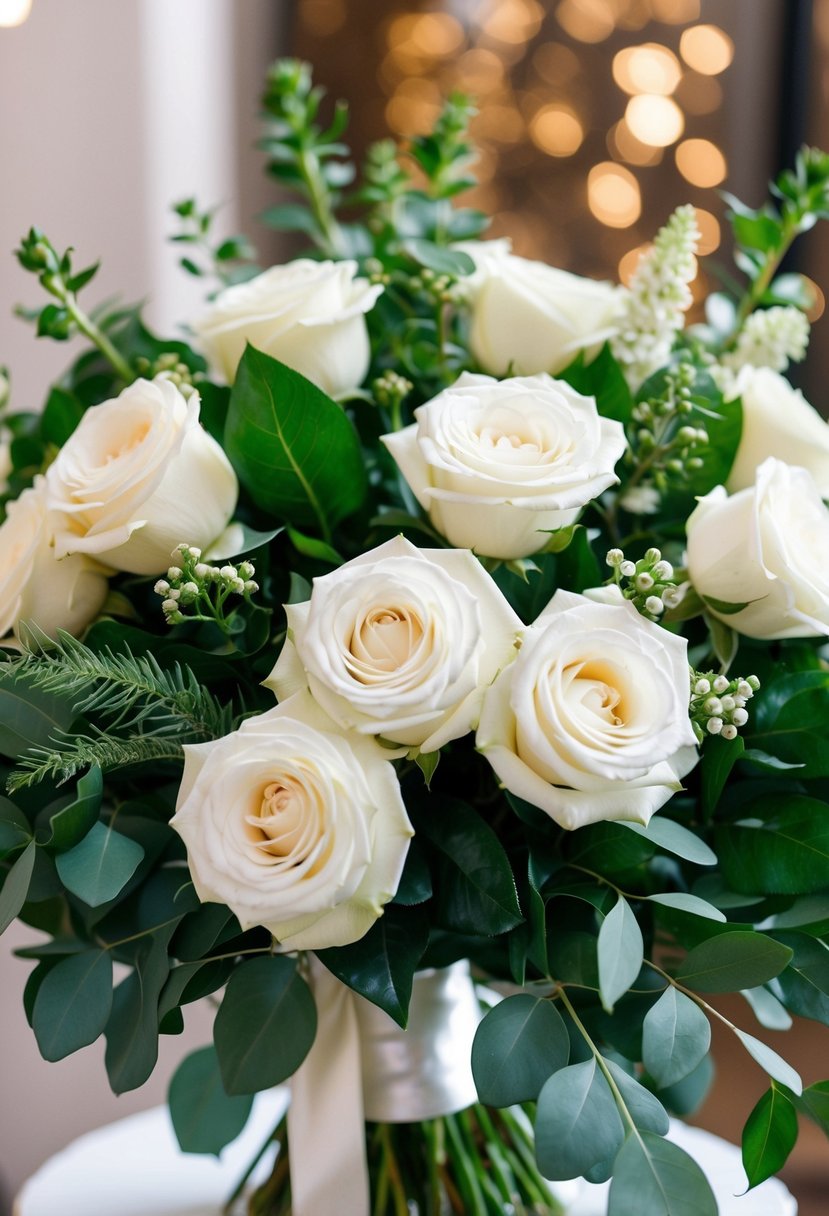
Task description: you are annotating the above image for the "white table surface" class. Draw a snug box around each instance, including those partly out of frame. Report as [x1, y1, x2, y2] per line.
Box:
[14, 1092, 797, 1216]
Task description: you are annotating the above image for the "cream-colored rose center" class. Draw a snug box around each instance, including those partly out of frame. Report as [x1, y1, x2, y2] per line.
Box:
[479, 425, 541, 452]
[349, 606, 424, 677]
[245, 779, 327, 872]
[565, 660, 627, 728]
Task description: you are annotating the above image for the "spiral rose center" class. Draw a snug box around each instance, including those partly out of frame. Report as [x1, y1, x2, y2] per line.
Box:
[479, 425, 540, 452]
[244, 778, 323, 869]
[566, 660, 627, 728]
[349, 606, 424, 676]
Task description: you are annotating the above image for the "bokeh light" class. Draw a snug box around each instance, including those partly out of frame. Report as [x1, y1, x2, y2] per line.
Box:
[588, 162, 642, 227]
[693, 207, 721, 255]
[679, 25, 734, 76]
[676, 138, 727, 187]
[556, 0, 616, 45]
[608, 119, 663, 166]
[625, 94, 684, 147]
[530, 104, 585, 157]
[649, 0, 700, 23]
[0, 0, 32, 25]
[612, 44, 682, 96]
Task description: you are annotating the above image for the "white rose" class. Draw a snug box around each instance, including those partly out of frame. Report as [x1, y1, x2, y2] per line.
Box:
[0, 480, 108, 640]
[458, 239, 623, 376]
[477, 588, 698, 830]
[726, 367, 829, 495]
[191, 260, 383, 397]
[266, 535, 521, 753]
[45, 378, 238, 576]
[170, 692, 413, 951]
[382, 372, 626, 560]
[686, 457, 829, 639]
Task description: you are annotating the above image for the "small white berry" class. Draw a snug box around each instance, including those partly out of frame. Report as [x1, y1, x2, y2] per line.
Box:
[606, 548, 624, 567]
[732, 708, 749, 727]
[620, 560, 636, 577]
[704, 697, 723, 715]
[645, 595, 664, 615]
[167, 566, 183, 581]
[154, 580, 170, 596]
[721, 724, 738, 740]
[694, 678, 711, 696]
[713, 675, 729, 694]
[707, 717, 723, 734]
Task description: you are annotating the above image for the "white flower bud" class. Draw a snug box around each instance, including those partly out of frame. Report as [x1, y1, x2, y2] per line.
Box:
[707, 717, 723, 734]
[182, 582, 199, 597]
[733, 695, 746, 709]
[606, 548, 624, 567]
[704, 696, 723, 715]
[694, 678, 711, 696]
[720, 695, 736, 713]
[661, 585, 683, 608]
[194, 563, 210, 579]
[635, 572, 655, 591]
[231, 577, 245, 594]
[167, 566, 183, 581]
[188, 546, 201, 558]
[620, 560, 636, 577]
[238, 561, 255, 579]
[721, 724, 738, 740]
[747, 675, 760, 691]
[220, 565, 238, 580]
[174, 543, 190, 555]
[162, 598, 178, 612]
[645, 595, 664, 615]
[737, 681, 753, 699]
[653, 560, 673, 580]
[732, 708, 749, 727]
[645, 547, 661, 563]
[713, 675, 729, 694]
[244, 580, 259, 593]
[154, 579, 170, 596]
[167, 587, 181, 601]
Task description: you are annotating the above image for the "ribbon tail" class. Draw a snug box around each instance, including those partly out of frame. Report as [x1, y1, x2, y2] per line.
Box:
[288, 962, 369, 1216]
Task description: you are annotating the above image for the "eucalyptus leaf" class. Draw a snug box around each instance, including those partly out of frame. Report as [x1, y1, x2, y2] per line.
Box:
[608, 1131, 718, 1216]
[605, 1060, 670, 1134]
[0, 839, 37, 934]
[716, 797, 829, 895]
[168, 1045, 254, 1156]
[214, 956, 316, 1095]
[598, 895, 644, 1012]
[647, 893, 726, 922]
[471, 994, 570, 1106]
[56, 821, 144, 907]
[46, 765, 103, 852]
[677, 931, 792, 993]
[32, 948, 113, 1061]
[741, 986, 793, 1031]
[0, 670, 75, 759]
[771, 931, 829, 1025]
[622, 819, 716, 867]
[535, 1058, 625, 1180]
[0, 798, 32, 859]
[643, 987, 711, 1088]
[104, 932, 171, 1094]
[734, 1028, 802, 1094]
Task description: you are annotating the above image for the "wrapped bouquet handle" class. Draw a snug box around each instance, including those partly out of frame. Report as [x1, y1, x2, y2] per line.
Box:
[288, 960, 482, 1216]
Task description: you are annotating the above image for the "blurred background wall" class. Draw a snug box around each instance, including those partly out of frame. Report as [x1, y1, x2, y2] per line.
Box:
[0, 0, 827, 1212]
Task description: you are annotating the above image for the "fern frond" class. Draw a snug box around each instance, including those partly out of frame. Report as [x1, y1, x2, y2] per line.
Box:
[7, 630, 234, 740]
[7, 732, 189, 791]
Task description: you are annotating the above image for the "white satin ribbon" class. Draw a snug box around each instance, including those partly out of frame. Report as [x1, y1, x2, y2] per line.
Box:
[288, 959, 482, 1216]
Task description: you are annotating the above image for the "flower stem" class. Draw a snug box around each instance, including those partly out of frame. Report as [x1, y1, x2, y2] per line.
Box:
[48, 277, 133, 382]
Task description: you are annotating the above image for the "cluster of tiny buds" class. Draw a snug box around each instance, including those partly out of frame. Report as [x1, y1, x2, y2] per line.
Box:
[136, 355, 199, 397]
[606, 546, 685, 622]
[373, 370, 413, 409]
[409, 268, 459, 305]
[365, 257, 392, 286]
[689, 669, 760, 743]
[153, 543, 258, 626]
[626, 363, 710, 495]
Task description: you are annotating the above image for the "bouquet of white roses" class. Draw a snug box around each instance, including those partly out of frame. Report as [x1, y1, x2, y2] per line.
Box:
[1, 60, 828, 1216]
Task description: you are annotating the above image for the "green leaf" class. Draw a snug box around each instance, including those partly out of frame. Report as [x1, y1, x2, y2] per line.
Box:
[608, 1131, 717, 1216]
[286, 526, 342, 565]
[535, 1058, 625, 1180]
[205, 524, 283, 560]
[741, 986, 792, 1031]
[46, 765, 103, 851]
[260, 202, 320, 235]
[598, 895, 644, 1012]
[0, 798, 32, 859]
[0, 839, 36, 933]
[748, 671, 829, 776]
[214, 956, 317, 1095]
[168, 1045, 254, 1156]
[104, 932, 171, 1094]
[677, 931, 792, 993]
[605, 1060, 669, 1134]
[224, 345, 367, 533]
[0, 669, 75, 759]
[706, 612, 738, 671]
[660, 1054, 715, 1117]
[316, 904, 429, 1028]
[621, 820, 716, 867]
[742, 1084, 799, 1189]
[772, 931, 829, 1025]
[403, 239, 475, 275]
[716, 796, 829, 895]
[55, 820, 144, 907]
[413, 798, 522, 936]
[471, 994, 570, 1106]
[798, 1080, 829, 1136]
[700, 734, 744, 816]
[734, 1028, 802, 1094]
[643, 987, 711, 1088]
[41, 387, 84, 445]
[559, 343, 634, 424]
[31, 948, 113, 1061]
[647, 893, 726, 922]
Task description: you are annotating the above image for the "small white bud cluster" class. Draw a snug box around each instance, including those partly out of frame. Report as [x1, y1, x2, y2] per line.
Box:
[135, 353, 200, 398]
[606, 545, 685, 622]
[722, 305, 810, 376]
[372, 370, 414, 411]
[611, 204, 701, 390]
[621, 361, 711, 507]
[689, 669, 760, 744]
[153, 543, 259, 627]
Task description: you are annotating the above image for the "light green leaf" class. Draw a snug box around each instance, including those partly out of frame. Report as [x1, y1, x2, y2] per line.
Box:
[0, 839, 36, 933]
[605, 1060, 669, 1134]
[471, 994, 570, 1106]
[741, 986, 792, 1031]
[622, 819, 716, 866]
[104, 932, 171, 1094]
[535, 1058, 625, 1180]
[32, 949, 113, 1061]
[56, 820, 144, 907]
[643, 987, 711, 1089]
[46, 765, 103, 852]
[168, 1045, 254, 1156]
[734, 1028, 802, 1094]
[608, 1131, 718, 1216]
[598, 895, 644, 1011]
[647, 893, 726, 922]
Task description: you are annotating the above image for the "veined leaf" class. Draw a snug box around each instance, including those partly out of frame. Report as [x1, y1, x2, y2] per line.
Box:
[741, 1085, 798, 1190]
[471, 994, 569, 1106]
[598, 895, 644, 1012]
[643, 987, 711, 1089]
[168, 1045, 253, 1156]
